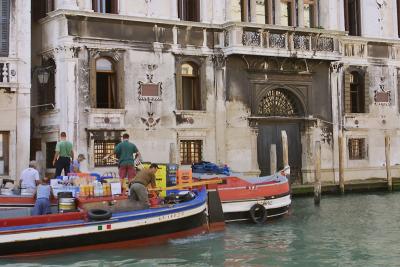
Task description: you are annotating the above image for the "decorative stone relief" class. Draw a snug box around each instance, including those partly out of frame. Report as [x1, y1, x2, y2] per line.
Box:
[140, 102, 160, 131]
[79, 59, 90, 108]
[138, 64, 162, 101]
[316, 37, 334, 52]
[374, 76, 391, 105]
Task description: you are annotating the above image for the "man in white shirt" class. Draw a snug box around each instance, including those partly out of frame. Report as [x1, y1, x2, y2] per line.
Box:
[19, 161, 40, 194]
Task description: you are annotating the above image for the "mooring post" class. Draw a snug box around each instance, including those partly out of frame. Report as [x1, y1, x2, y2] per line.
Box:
[385, 136, 392, 192]
[281, 131, 289, 168]
[270, 144, 277, 174]
[314, 141, 321, 205]
[338, 133, 345, 194]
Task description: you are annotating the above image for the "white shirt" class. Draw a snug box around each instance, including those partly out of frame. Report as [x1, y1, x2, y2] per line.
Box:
[20, 168, 40, 189]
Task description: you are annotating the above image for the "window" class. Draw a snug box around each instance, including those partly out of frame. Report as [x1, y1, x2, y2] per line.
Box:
[180, 62, 201, 110]
[39, 59, 56, 112]
[348, 138, 366, 160]
[256, 0, 274, 24]
[180, 140, 202, 165]
[46, 142, 56, 169]
[0, 132, 9, 175]
[178, 0, 200, 22]
[32, 0, 54, 21]
[344, 0, 361, 36]
[397, 0, 400, 37]
[95, 57, 118, 109]
[94, 140, 119, 167]
[0, 0, 10, 57]
[92, 0, 118, 14]
[304, 0, 318, 28]
[280, 0, 294, 26]
[349, 71, 365, 113]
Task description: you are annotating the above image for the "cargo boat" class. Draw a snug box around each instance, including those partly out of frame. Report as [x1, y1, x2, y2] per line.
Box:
[195, 168, 291, 223]
[0, 187, 220, 257]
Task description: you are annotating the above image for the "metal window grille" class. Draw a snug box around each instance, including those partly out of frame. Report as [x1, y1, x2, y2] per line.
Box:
[0, 0, 10, 57]
[348, 138, 366, 160]
[94, 140, 119, 167]
[180, 140, 202, 165]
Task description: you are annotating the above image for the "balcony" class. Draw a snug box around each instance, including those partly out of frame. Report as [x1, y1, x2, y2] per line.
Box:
[0, 58, 18, 91]
[87, 108, 126, 130]
[222, 23, 343, 60]
[341, 36, 400, 62]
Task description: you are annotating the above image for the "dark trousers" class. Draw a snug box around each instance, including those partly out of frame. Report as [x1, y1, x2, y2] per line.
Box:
[55, 157, 71, 178]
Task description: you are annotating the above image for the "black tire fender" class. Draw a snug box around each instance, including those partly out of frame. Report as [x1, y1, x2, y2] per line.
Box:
[249, 204, 268, 224]
[87, 209, 112, 221]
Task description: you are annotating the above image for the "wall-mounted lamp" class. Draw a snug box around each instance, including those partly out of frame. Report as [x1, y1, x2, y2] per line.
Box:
[37, 68, 50, 85]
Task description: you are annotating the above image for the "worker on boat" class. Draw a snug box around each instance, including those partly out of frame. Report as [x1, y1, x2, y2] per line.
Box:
[19, 161, 40, 195]
[53, 132, 74, 178]
[70, 154, 86, 173]
[129, 163, 160, 208]
[114, 133, 141, 182]
[32, 177, 54, 216]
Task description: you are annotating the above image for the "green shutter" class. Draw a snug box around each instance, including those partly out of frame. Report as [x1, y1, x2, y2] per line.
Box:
[0, 0, 10, 57]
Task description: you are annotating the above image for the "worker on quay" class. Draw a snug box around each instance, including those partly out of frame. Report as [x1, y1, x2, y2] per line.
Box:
[114, 133, 141, 182]
[32, 177, 54, 216]
[53, 132, 74, 178]
[19, 161, 40, 195]
[70, 154, 86, 173]
[129, 163, 160, 208]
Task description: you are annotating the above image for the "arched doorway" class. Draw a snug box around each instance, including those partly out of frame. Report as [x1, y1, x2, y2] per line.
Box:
[256, 88, 304, 181]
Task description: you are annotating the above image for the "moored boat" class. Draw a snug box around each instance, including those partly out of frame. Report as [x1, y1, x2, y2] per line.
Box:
[195, 168, 291, 223]
[0, 187, 216, 257]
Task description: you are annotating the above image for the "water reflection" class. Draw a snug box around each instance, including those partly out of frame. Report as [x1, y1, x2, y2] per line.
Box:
[1, 193, 400, 267]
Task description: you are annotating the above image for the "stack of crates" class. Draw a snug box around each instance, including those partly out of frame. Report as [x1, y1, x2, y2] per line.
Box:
[176, 168, 193, 187]
[167, 164, 178, 187]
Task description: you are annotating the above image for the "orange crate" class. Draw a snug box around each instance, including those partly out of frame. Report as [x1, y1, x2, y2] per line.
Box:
[176, 169, 193, 185]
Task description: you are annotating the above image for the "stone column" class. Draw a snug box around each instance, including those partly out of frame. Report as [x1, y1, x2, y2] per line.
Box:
[250, 127, 261, 176]
[274, 0, 281, 25]
[250, 0, 257, 23]
[213, 55, 227, 165]
[80, 0, 93, 12]
[330, 62, 343, 184]
[297, 0, 304, 27]
[15, 0, 31, 179]
[53, 46, 79, 150]
[171, 0, 178, 20]
[54, 0, 79, 10]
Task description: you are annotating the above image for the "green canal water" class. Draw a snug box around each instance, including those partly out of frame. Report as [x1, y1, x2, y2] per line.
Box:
[2, 192, 400, 267]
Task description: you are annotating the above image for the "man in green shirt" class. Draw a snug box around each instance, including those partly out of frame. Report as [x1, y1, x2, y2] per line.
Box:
[52, 132, 74, 178]
[114, 133, 141, 181]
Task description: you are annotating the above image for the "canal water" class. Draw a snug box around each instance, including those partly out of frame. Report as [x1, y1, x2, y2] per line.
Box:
[2, 192, 400, 267]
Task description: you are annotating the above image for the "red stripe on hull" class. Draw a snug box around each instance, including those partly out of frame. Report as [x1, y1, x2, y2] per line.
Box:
[217, 182, 289, 201]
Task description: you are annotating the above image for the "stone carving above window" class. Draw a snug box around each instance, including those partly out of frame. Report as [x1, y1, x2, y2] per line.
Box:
[374, 76, 391, 106]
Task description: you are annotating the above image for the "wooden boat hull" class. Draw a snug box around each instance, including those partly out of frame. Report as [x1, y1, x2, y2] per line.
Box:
[0, 189, 209, 257]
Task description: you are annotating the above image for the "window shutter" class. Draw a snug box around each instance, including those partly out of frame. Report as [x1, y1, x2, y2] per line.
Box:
[344, 71, 351, 113]
[364, 70, 369, 113]
[0, 0, 10, 57]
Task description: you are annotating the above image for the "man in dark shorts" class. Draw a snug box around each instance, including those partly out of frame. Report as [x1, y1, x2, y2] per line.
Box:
[52, 132, 74, 178]
[114, 133, 141, 181]
[129, 163, 160, 208]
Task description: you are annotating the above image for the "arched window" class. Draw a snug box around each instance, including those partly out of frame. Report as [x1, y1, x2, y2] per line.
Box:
[349, 71, 365, 113]
[178, 0, 200, 22]
[180, 62, 201, 110]
[344, 0, 361, 36]
[95, 57, 118, 109]
[258, 89, 304, 117]
[303, 0, 318, 28]
[39, 59, 56, 111]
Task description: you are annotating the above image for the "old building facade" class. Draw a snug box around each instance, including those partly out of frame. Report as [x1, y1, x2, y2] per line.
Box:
[30, 0, 400, 183]
[0, 0, 31, 181]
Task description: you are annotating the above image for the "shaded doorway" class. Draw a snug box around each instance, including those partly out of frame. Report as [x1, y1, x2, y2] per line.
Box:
[257, 123, 302, 180]
[255, 88, 304, 182]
